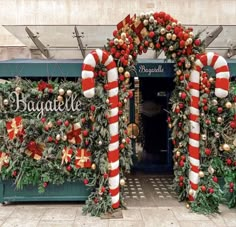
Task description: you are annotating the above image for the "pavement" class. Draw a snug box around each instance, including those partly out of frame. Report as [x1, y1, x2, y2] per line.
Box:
[0, 175, 235, 227]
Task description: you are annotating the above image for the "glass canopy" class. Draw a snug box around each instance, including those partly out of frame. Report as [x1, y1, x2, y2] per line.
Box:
[3, 25, 236, 59]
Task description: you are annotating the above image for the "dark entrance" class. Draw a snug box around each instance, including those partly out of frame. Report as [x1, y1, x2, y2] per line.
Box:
[131, 77, 174, 173]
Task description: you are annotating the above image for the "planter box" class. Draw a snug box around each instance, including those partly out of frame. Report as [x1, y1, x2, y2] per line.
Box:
[0, 180, 90, 204]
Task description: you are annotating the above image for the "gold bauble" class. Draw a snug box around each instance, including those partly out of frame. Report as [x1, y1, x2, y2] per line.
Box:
[225, 102, 232, 109]
[57, 95, 63, 102]
[171, 53, 176, 59]
[114, 38, 119, 45]
[124, 71, 130, 78]
[47, 121, 53, 128]
[66, 89, 73, 96]
[91, 163, 96, 170]
[120, 179, 125, 186]
[58, 88, 65, 96]
[223, 143, 230, 151]
[169, 45, 174, 51]
[56, 134, 61, 141]
[62, 135, 67, 141]
[118, 67, 124, 73]
[189, 189, 194, 196]
[118, 39, 124, 46]
[209, 77, 214, 83]
[168, 123, 172, 128]
[176, 70, 182, 76]
[3, 99, 9, 105]
[171, 34, 177, 41]
[121, 32, 126, 40]
[15, 87, 21, 94]
[201, 134, 207, 140]
[199, 171, 204, 178]
[176, 151, 181, 157]
[186, 203, 190, 209]
[217, 117, 223, 123]
[166, 33, 172, 40]
[160, 28, 166, 35]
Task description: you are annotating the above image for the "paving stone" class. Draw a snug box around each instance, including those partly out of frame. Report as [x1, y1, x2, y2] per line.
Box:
[8, 207, 45, 220]
[108, 220, 144, 227]
[38, 220, 74, 227]
[221, 212, 236, 227]
[1, 218, 39, 227]
[179, 220, 218, 227]
[122, 208, 143, 220]
[0, 206, 15, 218]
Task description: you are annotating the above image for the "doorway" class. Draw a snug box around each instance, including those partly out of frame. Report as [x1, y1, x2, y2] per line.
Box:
[131, 77, 174, 173]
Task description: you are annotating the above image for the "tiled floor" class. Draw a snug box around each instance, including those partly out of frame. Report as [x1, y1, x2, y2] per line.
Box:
[0, 175, 235, 226]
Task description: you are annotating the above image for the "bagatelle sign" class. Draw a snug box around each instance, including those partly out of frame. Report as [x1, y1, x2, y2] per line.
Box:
[4, 91, 82, 119]
[135, 62, 174, 77]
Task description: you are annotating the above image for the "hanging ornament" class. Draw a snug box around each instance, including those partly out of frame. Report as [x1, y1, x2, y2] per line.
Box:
[201, 134, 207, 140]
[98, 140, 102, 146]
[217, 117, 223, 123]
[122, 138, 126, 143]
[225, 102, 232, 109]
[91, 163, 96, 170]
[120, 179, 125, 186]
[212, 99, 218, 106]
[15, 87, 21, 94]
[199, 171, 204, 178]
[58, 88, 65, 95]
[66, 89, 73, 96]
[222, 143, 230, 151]
[3, 99, 9, 105]
[56, 134, 61, 141]
[57, 95, 63, 102]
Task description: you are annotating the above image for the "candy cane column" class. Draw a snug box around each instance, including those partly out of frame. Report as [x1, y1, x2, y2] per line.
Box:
[188, 52, 230, 201]
[81, 49, 120, 208]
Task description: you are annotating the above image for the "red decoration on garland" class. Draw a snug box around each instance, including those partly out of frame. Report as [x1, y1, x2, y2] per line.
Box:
[61, 147, 73, 165]
[0, 151, 9, 172]
[37, 81, 53, 92]
[67, 123, 82, 144]
[117, 14, 131, 31]
[6, 116, 23, 140]
[75, 148, 91, 168]
[25, 141, 45, 160]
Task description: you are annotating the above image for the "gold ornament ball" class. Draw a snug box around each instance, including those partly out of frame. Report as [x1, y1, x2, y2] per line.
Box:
[186, 203, 190, 209]
[121, 32, 126, 40]
[123, 98, 128, 103]
[172, 34, 177, 41]
[62, 135, 67, 141]
[124, 71, 130, 78]
[160, 28, 166, 35]
[214, 132, 220, 138]
[149, 42, 154, 48]
[212, 99, 218, 106]
[120, 179, 125, 186]
[223, 143, 230, 151]
[57, 95, 63, 102]
[225, 102, 232, 109]
[91, 163, 96, 170]
[66, 89, 73, 96]
[217, 117, 223, 123]
[47, 121, 53, 128]
[189, 189, 194, 196]
[98, 140, 103, 146]
[176, 151, 181, 157]
[176, 70, 182, 76]
[149, 16, 154, 23]
[3, 99, 9, 105]
[219, 145, 223, 151]
[189, 32, 194, 38]
[118, 39, 124, 46]
[58, 88, 65, 96]
[169, 45, 174, 51]
[143, 19, 149, 26]
[166, 33, 172, 40]
[168, 123, 172, 128]
[118, 67, 124, 73]
[201, 134, 207, 140]
[179, 142, 183, 148]
[185, 63, 191, 69]
[171, 53, 176, 59]
[56, 134, 61, 141]
[114, 38, 119, 45]
[209, 77, 214, 83]
[187, 38, 193, 44]
[15, 87, 21, 93]
[199, 171, 204, 178]
[106, 99, 109, 104]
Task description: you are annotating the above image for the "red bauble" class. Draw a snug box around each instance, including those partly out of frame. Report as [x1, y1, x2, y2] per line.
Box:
[179, 176, 184, 182]
[229, 188, 234, 193]
[208, 188, 214, 194]
[43, 182, 48, 188]
[179, 40, 185, 48]
[179, 103, 184, 109]
[118, 110, 123, 115]
[179, 160, 185, 167]
[29, 140, 36, 147]
[175, 106, 180, 113]
[104, 173, 109, 179]
[179, 182, 184, 187]
[194, 39, 201, 46]
[217, 107, 223, 113]
[83, 130, 89, 137]
[12, 170, 18, 177]
[205, 119, 211, 125]
[83, 179, 89, 185]
[144, 40, 149, 47]
[149, 31, 155, 38]
[201, 185, 207, 192]
[119, 144, 125, 149]
[203, 105, 208, 111]
[128, 90, 133, 98]
[119, 75, 125, 81]
[64, 120, 70, 127]
[229, 182, 234, 188]
[180, 92, 187, 99]
[202, 98, 208, 104]
[212, 176, 218, 183]
[181, 155, 186, 161]
[226, 159, 232, 165]
[57, 119, 62, 126]
[66, 165, 72, 172]
[159, 36, 165, 42]
[101, 186, 106, 193]
[118, 102, 123, 107]
[104, 84, 109, 90]
[48, 136, 53, 142]
[113, 30, 118, 37]
[230, 121, 236, 129]
[41, 117, 46, 123]
[90, 105, 96, 112]
[81, 118, 86, 124]
[205, 148, 211, 156]
[155, 43, 161, 49]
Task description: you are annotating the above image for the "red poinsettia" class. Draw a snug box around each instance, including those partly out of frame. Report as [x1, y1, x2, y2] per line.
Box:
[37, 81, 53, 92]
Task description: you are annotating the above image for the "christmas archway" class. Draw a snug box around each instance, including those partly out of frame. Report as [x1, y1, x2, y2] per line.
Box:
[81, 11, 236, 215]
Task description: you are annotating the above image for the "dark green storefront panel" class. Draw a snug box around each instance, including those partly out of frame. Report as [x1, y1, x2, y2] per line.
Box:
[0, 180, 90, 203]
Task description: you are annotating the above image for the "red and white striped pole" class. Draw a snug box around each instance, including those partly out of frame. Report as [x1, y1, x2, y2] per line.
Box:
[188, 52, 230, 200]
[81, 49, 120, 208]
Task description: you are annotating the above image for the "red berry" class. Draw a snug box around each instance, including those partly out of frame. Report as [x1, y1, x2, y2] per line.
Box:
[44, 125, 49, 131]
[205, 148, 211, 156]
[48, 136, 53, 142]
[94, 198, 99, 204]
[205, 119, 211, 125]
[113, 30, 118, 37]
[229, 188, 234, 193]
[202, 98, 208, 104]
[128, 90, 133, 98]
[104, 84, 109, 90]
[181, 155, 186, 161]
[179, 103, 184, 109]
[43, 182, 48, 188]
[179, 160, 185, 167]
[119, 144, 125, 149]
[179, 176, 184, 182]
[180, 92, 187, 99]
[64, 120, 70, 127]
[201, 185, 206, 192]
[66, 165, 72, 172]
[212, 176, 218, 183]
[194, 39, 201, 46]
[179, 182, 184, 187]
[29, 140, 36, 147]
[203, 105, 208, 111]
[175, 107, 180, 113]
[119, 75, 125, 81]
[118, 110, 123, 115]
[101, 186, 106, 193]
[229, 182, 234, 188]
[83, 179, 89, 185]
[144, 40, 149, 47]
[104, 173, 109, 179]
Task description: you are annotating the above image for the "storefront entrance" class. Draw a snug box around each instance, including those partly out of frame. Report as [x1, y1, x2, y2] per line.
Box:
[130, 77, 174, 173]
